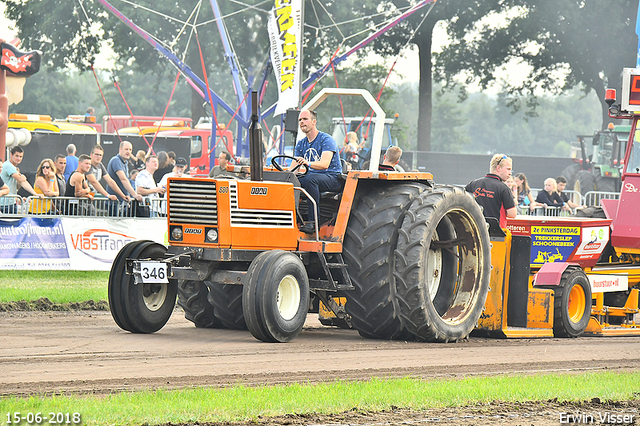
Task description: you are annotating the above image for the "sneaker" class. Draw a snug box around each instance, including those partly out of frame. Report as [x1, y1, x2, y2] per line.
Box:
[299, 222, 315, 234]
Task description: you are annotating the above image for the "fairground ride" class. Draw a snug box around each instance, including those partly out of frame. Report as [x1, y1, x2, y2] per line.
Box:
[92, 0, 437, 169]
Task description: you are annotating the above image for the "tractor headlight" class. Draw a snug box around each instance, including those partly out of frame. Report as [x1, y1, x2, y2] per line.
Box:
[206, 228, 218, 243]
[171, 226, 183, 241]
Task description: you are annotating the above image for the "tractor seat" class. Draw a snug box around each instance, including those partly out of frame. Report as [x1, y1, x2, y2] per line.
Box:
[320, 159, 348, 201]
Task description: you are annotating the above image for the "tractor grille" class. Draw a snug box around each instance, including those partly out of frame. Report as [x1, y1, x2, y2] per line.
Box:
[168, 179, 217, 225]
[229, 181, 294, 227]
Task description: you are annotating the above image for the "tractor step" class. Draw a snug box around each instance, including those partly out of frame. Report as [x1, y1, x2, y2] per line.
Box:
[309, 253, 354, 291]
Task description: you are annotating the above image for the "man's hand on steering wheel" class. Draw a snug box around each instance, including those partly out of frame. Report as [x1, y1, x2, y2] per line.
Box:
[271, 155, 309, 176]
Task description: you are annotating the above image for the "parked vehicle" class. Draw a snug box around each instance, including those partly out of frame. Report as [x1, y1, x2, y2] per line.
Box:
[561, 123, 630, 195]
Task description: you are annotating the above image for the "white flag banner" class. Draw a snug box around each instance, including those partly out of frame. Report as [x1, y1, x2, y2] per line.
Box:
[267, 0, 302, 116]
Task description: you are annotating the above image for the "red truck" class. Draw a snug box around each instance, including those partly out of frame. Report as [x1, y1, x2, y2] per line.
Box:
[157, 125, 234, 177]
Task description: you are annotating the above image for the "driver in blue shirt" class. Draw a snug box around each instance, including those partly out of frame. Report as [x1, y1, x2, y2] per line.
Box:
[293, 110, 343, 234]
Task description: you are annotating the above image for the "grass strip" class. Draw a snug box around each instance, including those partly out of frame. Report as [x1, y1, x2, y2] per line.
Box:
[1, 371, 638, 426]
[0, 271, 108, 304]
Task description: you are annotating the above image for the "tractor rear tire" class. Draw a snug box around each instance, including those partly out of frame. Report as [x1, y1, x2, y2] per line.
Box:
[393, 186, 491, 342]
[574, 170, 596, 195]
[111, 240, 177, 333]
[243, 250, 310, 343]
[561, 164, 582, 189]
[540, 266, 591, 338]
[207, 284, 247, 330]
[595, 174, 617, 193]
[177, 280, 223, 328]
[342, 183, 427, 340]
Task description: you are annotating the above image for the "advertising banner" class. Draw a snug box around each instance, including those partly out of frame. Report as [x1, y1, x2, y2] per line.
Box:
[0, 217, 166, 270]
[530, 225, 581, 266]
[268, 0, 302, 115]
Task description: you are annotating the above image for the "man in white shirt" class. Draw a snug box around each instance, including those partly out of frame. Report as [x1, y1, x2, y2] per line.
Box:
[135, 155, 165, 217]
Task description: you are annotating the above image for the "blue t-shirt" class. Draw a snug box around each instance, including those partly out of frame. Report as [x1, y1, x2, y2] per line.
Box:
[106, 154, 130, 201]
[0, 160, 18, 206]
[64, 155, 79, 181]
[294, 131, 342, 175]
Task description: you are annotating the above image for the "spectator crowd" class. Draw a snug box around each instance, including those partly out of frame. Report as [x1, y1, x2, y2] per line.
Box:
[0, 142, 189, 217]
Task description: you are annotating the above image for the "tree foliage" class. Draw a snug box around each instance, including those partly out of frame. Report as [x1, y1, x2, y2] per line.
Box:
[434, 0, 638, 129]
[2, 0, 396, 127]
[358, 0, 504, 151]
[387, 82, 601, 157]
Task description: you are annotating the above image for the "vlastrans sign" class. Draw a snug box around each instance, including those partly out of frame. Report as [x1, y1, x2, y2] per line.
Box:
[0, 217, 166, 270]
[267, 0, 302, 116]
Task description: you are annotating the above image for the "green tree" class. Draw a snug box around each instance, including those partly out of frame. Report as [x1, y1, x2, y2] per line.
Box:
[434, 1, 638, 131]
[362, 0, 503, 151]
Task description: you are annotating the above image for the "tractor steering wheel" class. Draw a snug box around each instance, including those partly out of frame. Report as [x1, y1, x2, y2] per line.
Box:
[271, 155, 309, 176]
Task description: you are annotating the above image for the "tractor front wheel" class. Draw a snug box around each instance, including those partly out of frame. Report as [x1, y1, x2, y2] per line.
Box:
[109, 240, 177, 334]
[243, 250, 310, 343]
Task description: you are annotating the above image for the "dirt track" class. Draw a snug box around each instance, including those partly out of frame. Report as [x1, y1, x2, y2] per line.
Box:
[2, 309, 640, 425]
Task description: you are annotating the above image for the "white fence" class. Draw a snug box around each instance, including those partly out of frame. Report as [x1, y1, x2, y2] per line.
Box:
[583, 191, 619, 207]
[0, 188, 620, 221]
[0, 196, 165, 218]
[528, 188, 620, 211]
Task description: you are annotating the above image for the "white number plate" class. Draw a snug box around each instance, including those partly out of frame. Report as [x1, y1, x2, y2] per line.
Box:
[138, 261, 168, 283]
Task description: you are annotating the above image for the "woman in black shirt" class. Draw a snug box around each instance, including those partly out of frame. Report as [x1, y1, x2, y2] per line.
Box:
[535, 177, 564, 207]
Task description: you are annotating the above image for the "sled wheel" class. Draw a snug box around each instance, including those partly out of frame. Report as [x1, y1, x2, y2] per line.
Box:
[243, 250, 310, 343]
[544, 267, 592, 338]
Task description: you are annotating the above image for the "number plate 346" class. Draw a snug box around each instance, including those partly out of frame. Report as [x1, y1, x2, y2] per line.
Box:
[135, 261, 169, 283]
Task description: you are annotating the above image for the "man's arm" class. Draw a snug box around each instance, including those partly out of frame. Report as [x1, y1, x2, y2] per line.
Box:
[115, 169, 142, 201]
[136, 176, 165, 196]
[103, 173, 130, 201]
[295, 151, 334, 171]
[12, 172, 43, 198]
[86, 173, 117, 200]
[0, 183, 9, 197]
[502, 186, 517, 219]
[70, 174, 92, 198]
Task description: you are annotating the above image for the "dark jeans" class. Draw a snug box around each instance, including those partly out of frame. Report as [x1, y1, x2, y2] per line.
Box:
[0, 204, 18, 214]
[298, 172, 342, 222]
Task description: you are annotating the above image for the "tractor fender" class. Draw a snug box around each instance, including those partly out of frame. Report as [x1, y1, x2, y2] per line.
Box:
[533, 262, 580, 286]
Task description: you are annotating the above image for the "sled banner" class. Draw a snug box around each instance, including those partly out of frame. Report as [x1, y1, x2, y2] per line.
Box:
[268, 0, 302, 116]
[0, 217, 166, 270]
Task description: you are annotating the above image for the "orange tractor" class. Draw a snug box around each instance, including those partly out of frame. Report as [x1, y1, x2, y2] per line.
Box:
[108, 74, 640, 343]
[108, 89, 492, 342]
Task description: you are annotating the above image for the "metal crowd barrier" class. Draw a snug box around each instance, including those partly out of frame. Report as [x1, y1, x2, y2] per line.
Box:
[0, 196, 165, 218]
[0, 195, 25, 216]
[584, 191, 619, 207]
[517, 205, 572, 217]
